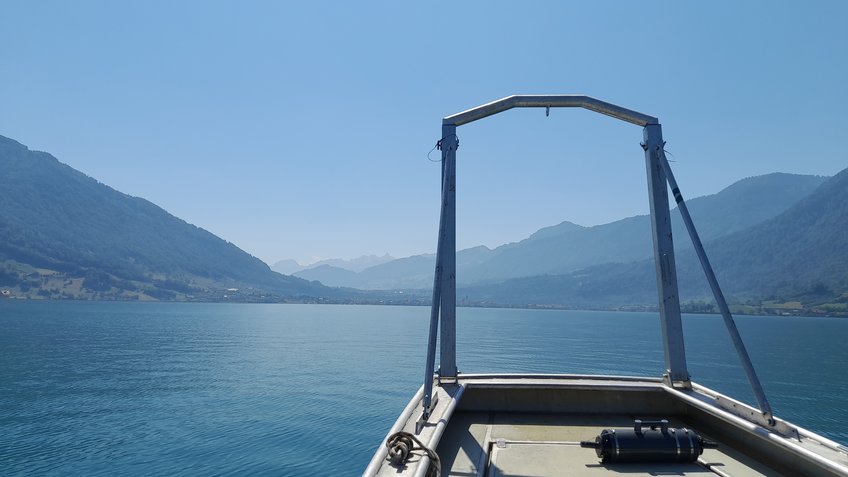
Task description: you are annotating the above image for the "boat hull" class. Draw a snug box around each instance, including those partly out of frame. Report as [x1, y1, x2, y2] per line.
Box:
[364, 375, 848, 477]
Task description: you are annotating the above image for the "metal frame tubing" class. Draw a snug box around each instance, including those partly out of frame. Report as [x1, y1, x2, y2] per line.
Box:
[443, 95, 657, 127]
[658, 151, 774, 423]
[421, 175, 446, 415]
[643, 124, 690, 384]
[423, 95, 699, 405]
[438, 125, 458, 379]
[422, 125, 459, 413]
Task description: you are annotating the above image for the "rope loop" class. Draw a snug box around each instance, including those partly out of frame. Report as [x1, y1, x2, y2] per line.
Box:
[385, 431, 441, 477]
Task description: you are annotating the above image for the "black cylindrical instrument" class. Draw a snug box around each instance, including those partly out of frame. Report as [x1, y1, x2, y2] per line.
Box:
[580, 419, 717, 463]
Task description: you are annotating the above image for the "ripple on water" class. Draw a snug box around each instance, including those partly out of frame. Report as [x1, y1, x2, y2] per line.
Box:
[0, 302, 845, 475]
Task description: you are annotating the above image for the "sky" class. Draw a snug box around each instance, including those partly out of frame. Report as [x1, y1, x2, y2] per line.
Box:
[2, 1, 846, 266]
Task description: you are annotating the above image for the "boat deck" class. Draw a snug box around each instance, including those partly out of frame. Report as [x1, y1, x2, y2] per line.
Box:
[365, 376, 848, 477]
[438, 412, 779, 476]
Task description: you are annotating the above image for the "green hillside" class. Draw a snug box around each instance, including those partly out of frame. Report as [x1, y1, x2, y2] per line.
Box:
[0, 135, 336, 301]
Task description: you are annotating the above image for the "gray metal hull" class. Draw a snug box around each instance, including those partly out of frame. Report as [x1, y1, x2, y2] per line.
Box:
[364, 375, 848, 477]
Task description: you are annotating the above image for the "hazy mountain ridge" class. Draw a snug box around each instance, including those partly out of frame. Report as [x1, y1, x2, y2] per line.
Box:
[0, 135, 339, 301]
[461, 172, 828, 282]
[295, 173, 827, 290]
[460, 167, 848, 314]
[293, 264, 360, 288]
[687, 167, 848, 299]
[526, 221, 585, 241]
[272, 254, 395, 275]
[271, 258, 305, 275]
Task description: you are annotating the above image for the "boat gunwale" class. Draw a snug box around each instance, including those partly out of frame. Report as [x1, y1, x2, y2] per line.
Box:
[363, 386, 425, 476]
[451, 373, 664, 383]
[667, 383, 848, 475]
[690, 381, 848, 451]
[364, 383, 467, 477]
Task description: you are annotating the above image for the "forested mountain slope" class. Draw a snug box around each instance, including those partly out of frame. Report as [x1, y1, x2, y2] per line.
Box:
[687, 166, 848, 300]
[0, 135, 336, 301]
[460, 167, 848, 313]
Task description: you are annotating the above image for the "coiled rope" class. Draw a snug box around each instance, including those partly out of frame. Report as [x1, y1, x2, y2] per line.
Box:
[385, 431, 441, 477]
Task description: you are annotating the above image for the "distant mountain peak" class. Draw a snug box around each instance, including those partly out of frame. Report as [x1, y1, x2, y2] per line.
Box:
[271, 259, 305, 275]
[528, 220, 585, 241]
[463, 245, 492, 252]
[272, 253, 397, 275]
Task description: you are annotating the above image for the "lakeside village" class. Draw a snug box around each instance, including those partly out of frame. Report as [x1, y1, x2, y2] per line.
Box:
[3, 285, 846, 318]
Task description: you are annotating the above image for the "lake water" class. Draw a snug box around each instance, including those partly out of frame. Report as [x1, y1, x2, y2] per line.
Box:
[1, 301, 846, 475]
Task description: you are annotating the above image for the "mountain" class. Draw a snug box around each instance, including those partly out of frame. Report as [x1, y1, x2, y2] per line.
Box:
[293, 264, 360, 288]
[458, 261, 656, 309]
[460, 167, 848, 312]
[271, 258, 306, 275]
[459, 173, 828, 283]
[294, 246, 502, 290]
[0, 135, 338, 301]
[272, 254, 395, 276]
[312, 254, 394, 273]
[682, 167, 848, 301]
[319, 254, 395, 272]
[526, 221, 585, 241]
[350, 253, 437, 289]
[301, 173, 826, 289]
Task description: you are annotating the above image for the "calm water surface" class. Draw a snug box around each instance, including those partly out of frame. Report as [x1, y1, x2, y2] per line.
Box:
[1, 301, 846, 475]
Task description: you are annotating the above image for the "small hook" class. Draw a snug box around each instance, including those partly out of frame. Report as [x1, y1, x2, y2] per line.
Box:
[545, 105, 550, 117]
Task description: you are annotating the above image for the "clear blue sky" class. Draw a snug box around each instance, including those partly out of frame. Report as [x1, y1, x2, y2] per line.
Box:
[2, 1, 846, 265]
